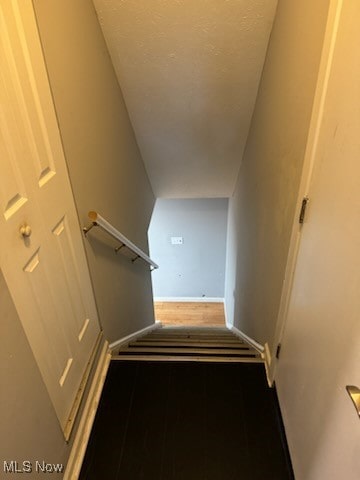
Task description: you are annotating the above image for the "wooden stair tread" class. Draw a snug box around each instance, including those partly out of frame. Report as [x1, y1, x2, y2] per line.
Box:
[152, 327, 230, 332]
[135, 333, 241, 339]
[128, 340, 249, 349]
[156, 325, 230, 330]
[142, 337, 243, 344]
[112, 355, 263, 363]
[150, 329, 233, 335]
[146, 329, 239, 339]
[119, 346, 258, 356]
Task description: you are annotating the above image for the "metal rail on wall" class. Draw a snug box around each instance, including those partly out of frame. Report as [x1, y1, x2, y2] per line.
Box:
[83, 211, 159, 271]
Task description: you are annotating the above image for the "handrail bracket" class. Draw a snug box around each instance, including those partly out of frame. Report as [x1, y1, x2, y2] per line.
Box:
[115, 243, 125, 254]
[83, 222, 97, 236]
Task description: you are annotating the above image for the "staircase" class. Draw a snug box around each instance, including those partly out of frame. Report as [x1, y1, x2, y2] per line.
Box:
[113, 326, 263, 363]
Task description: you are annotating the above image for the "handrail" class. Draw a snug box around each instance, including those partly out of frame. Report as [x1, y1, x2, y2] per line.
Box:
[83, 211, 159, 270]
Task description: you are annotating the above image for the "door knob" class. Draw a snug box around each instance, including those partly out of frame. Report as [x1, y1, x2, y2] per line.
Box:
[20, 224, 32, 238]
[346, 385, 360, 418]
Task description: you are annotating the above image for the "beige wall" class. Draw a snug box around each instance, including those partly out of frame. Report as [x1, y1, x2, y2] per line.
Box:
[224, 0, 330, 349]
[33, 0, 156, 342]
[0, 271, 70, 473]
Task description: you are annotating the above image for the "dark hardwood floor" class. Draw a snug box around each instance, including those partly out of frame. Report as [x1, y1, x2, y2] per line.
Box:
[80, 361, 294, 480]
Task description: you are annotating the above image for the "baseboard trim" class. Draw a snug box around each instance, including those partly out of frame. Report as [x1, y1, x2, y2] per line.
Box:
[63, 332, 103, 441]
[263, 342, 273, 387]
[154, 297, 225, 303]
[64, 340, 110, 480]
[227, 324, 265, 354]
[223, 300, 231, 327]
[225, 324, 273, 386]
[108, 322, 162, 352]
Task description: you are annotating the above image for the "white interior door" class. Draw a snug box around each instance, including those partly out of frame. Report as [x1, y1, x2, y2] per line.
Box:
[276, 0, 360, 478]
[0, 0, 100, 434]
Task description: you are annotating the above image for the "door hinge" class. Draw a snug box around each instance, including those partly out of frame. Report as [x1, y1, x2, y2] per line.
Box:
[276, 343, 282, 359]
[299, 197, 309, 224]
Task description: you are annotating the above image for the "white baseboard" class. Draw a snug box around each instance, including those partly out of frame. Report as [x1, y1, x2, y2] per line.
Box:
[154, 297, 225, 303]
[108, 322, 162, 352]
[263, 342, 273, 387]
[64, 340, 111, 480]
[227, 325, 274, 385]
[223, 300, 231, 327]
[227, 324, 265, 354]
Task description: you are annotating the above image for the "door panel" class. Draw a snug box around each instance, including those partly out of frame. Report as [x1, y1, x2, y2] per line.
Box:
[0, 0, 100, 433]
[276, 1, 360, 478]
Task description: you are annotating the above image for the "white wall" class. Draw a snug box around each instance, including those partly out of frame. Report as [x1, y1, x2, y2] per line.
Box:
[149, 199, 228, 299]
[34, 0, 155, 343]
[224, 0, 331, 349]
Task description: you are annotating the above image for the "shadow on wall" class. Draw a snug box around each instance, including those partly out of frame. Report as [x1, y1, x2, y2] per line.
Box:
[84, 228, 155, 343]
[148, 198, 228, 301]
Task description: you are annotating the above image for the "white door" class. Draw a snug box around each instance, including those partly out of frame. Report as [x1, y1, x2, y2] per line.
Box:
[276, 0, 360, 478]
[0, 0, 100, 434]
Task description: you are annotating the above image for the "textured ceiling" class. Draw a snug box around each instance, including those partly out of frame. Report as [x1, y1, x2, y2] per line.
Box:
[93, 0, 278, 198]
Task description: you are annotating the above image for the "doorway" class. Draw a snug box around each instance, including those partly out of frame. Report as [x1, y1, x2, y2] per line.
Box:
[148, 198, 228, 326]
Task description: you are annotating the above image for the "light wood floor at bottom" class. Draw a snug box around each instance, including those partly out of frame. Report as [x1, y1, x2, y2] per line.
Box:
[154, 302, 225, 327]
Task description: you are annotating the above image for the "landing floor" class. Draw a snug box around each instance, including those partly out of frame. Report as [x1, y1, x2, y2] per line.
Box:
[154, 302, 225, 327]
[80, 361, 294, 480]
